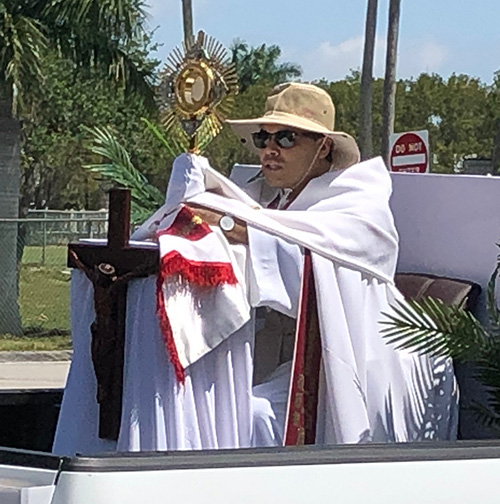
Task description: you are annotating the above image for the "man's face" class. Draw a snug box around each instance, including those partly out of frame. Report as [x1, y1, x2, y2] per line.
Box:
[257, 124, 328, 189]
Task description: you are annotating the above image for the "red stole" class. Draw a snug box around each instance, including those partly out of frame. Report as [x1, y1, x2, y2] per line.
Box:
[284, 250, 322, 445]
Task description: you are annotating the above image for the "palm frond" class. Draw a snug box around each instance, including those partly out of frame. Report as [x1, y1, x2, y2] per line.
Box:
[42, 0, 156, 104]
[0, 7, 47, 113]
[474, 345, 500, 417]
[141, 117, 183, 158]
[83, 125, 163, 224]
[381, 296, 490, 362]
[45, 0, 147, 42]
[468, 400, 500, 431]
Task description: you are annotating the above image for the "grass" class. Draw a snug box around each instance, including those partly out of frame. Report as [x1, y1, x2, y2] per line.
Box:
[21, 245, 67, 267]
[19, 265, 71, 331]
[0, 245, 72, 351]
[0, 335, 71, 351]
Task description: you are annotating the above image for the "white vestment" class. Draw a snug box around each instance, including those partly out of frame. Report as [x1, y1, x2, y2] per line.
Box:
[53, 154, 458, 455]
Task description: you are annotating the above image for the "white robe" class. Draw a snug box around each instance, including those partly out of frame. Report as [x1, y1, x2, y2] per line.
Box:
[53, 154, 458, 455]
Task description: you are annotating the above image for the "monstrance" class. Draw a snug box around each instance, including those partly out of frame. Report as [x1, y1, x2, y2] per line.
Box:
[156, 30, 239, 153]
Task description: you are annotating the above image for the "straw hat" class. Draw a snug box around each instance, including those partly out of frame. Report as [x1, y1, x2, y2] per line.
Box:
[226, 82, 360, 170]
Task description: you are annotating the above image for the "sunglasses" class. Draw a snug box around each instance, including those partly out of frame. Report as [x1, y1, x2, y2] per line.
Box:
[251, 129, 303, 149]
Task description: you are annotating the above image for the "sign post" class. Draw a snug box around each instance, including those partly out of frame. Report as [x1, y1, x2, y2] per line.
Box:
[389, 130, 430, 173]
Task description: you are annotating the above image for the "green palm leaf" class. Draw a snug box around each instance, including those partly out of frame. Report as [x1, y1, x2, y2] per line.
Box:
[141, 117, 183, 158]
[83, 125, 163, 224]
[381, 296, 490, 362]
[0, 3, 47, 113]
[468, 401, 500, 431]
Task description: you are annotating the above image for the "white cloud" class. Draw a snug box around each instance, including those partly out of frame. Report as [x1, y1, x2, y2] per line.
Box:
[301, 35, 448, 82]
[414, 41, 447, 75]
[302, 36, 387, 82]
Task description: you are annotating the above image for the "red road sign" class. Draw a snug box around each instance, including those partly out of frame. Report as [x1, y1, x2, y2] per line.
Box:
[390, 132, 429, 173]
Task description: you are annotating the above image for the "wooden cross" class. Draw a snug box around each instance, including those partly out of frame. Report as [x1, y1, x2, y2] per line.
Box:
[67, 189, 159, 441]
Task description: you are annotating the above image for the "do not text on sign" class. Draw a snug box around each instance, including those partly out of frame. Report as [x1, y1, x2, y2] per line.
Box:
[389, 130, 429, 173]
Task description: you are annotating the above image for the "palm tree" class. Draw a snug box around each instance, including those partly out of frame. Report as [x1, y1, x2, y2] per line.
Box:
[0, 0, 154, 335]
[381, 0, 402, 166]
[492, 118, 500, 174]
[359, 0, 379, 160]
[231, 41, 302, 93]
[181, 0, 194, 46]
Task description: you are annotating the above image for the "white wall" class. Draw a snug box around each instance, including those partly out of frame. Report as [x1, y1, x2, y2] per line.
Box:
[391, 172, 500, 315]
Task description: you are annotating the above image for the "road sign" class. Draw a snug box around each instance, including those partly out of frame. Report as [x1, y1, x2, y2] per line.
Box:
[389, 130, 429, 173]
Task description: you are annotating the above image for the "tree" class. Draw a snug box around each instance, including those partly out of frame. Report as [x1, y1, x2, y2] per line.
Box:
[320, 72, 362, 141]
[230, 40, 302, 93]
[20, 50, 165, 212]
[0, 0, 47, 334]
[359, 0, 379, 160]
[493, 120, 500, 174]
[0, 0, 154, 335]
[381, 0, 402, 166]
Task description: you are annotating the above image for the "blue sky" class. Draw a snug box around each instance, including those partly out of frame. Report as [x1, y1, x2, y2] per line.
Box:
[145, 0, 500, 84]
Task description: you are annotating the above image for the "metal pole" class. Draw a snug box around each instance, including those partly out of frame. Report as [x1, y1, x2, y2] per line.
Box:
[181, 0, 194, 47]
[42, 212, 47, 266]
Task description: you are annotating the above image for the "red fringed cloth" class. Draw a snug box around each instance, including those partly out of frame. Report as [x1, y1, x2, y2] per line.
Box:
[156, 206, 251, 382]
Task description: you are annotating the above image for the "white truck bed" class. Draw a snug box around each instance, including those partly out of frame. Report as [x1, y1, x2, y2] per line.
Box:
[2, 441, 500, 503]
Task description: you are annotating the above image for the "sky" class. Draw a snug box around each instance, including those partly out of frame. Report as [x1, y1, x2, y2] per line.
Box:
[144, 0, 500, 84]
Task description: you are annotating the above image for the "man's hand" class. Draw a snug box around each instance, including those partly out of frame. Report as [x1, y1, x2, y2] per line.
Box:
[186, 204, 248, 245]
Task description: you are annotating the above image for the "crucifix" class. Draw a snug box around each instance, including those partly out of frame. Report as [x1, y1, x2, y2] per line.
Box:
[67, 189, 158, 440]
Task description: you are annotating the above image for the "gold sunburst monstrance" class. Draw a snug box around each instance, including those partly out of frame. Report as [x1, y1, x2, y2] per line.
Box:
[157, 31, 239, 153]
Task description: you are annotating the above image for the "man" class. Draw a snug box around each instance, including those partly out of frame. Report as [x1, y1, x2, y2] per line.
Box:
[54, 83, 457, 454]
[184, 82, 458, 445]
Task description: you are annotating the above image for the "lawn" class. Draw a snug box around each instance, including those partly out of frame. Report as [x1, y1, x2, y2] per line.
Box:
[0, 245, 72, 351]
[22, 244, 68, 267]
[0, 334, 71, 351]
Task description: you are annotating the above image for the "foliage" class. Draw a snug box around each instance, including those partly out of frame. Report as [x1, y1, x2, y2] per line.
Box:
[321, 71, 499, 173]
[19, 49, 168, 212]
[382, 297, 491, 362]
[397, 74, 495, 173]
[84, 126, 164, 224]
[0, 0, 155, 113]
[13, 34, 500, 213]
[231, 40, 301, 92]
[0, 0, 47, 112]
[320, 71, 362, 143]
[381, 256, 500, 429]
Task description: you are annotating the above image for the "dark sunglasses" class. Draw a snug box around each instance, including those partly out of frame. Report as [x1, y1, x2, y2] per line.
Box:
[251, 129, 301, 149]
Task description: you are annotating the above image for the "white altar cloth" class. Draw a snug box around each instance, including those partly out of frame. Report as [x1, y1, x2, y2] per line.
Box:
[53, 266, 255, 455]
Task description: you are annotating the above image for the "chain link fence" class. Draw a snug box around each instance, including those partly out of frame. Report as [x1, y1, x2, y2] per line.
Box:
[0, 210, 108, 337]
